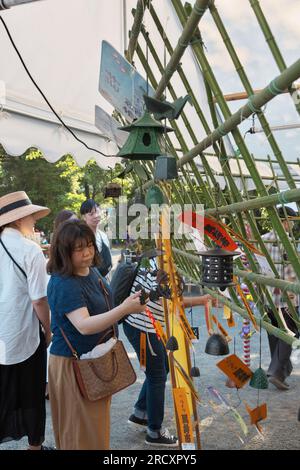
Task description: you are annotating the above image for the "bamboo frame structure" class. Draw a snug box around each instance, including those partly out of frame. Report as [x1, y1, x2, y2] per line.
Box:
[123, 0, 300, 336]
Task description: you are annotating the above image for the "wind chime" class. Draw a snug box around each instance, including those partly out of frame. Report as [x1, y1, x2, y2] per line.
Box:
[103, 167, 122, 198]
[198, 185, 239, 356]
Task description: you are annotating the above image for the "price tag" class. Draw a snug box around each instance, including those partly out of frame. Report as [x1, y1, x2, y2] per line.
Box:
[217, 354, 253, 388]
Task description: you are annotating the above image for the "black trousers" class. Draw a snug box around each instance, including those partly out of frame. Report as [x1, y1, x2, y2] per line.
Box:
[0, 330, 47, 446]
[266, 307, 299, 381]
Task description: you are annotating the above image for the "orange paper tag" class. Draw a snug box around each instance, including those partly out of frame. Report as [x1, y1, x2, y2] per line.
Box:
[155, 320, 167, 347]
[245, 403, 267, 425]
[227, 310, 236, 328]
[173, 387, 194, 445]
[223, 305, 231, 319]
[140, 332, 146, 371]
[217, 354, 253, 388]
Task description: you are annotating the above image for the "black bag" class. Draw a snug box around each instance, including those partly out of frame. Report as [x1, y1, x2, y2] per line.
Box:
[97, 237, 112, 277]
[110, 260, 139, 307]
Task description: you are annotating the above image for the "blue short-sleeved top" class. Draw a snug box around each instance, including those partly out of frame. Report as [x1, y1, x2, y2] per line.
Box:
[48, 268, 115, 357]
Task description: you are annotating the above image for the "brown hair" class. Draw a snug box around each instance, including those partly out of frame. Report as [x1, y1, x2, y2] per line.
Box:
[53, 209, 76, 232]
[47, 219, 101, 275]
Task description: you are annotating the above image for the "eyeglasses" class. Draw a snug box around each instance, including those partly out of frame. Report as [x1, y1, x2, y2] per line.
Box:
[73, 241, 94, 252]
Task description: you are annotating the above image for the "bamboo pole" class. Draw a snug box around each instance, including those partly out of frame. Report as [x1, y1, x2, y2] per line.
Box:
[154, 0, 210, 99]
[212, 85, 300, 103]
[138, 18, 267, 315]
[176, 267, 300, 348]
[208, 1, 298, 192]
[0, 0, 41, 8]
[125, 0, 147, 63]
[171, 0, 300, 282]
[140, 55, 300, 190]
[173, 247, 300, 294]
[176, 58, 300, 168]
[136, 2, 293, 321]
[249, 0, 300, 116]
[204, 187, 300, 217]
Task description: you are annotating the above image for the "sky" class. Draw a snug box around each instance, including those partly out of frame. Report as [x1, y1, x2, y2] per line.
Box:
[201, 0, 300, 161]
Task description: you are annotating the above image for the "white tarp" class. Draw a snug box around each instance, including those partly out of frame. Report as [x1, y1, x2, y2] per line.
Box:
[0, 0, 126, 167]
[0, 0, 299, 171]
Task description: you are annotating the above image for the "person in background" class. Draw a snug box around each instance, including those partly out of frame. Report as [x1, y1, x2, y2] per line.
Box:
[53, 209, 77, 232]
[0, 191, 52, 450]
[47, 219, 146, 450]
[124, 257, 217, 447]
[262, 206, 299, 390]
[80, 199, 112, 278]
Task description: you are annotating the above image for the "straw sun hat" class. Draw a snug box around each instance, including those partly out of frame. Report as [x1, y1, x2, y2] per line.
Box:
[0, 191, 50, 227]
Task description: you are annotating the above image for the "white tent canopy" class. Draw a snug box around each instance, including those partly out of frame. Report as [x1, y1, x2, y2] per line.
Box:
[0, 0, 127, 167]
[1, 0, 299, 172]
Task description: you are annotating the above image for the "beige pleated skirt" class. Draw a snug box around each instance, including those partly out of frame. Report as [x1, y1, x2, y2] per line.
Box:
[48, 354, 111, 450]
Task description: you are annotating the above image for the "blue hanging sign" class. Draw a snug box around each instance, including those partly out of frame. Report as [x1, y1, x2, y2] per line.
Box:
[99, 41, 155, 122]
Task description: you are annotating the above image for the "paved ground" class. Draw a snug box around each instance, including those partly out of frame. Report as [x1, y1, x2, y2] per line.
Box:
[1, 248, 300, 450]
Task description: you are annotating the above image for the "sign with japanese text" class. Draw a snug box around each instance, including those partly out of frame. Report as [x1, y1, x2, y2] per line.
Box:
[173, 387, 195, 446]
[217, 354, 253, 388]
[99, 41, 155, 122]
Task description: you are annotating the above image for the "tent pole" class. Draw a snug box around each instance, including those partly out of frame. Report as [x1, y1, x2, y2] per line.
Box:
[0, 0, 42, 10]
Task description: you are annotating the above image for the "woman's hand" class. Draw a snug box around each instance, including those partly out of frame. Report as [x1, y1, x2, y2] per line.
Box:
[121, 291, 147, 316]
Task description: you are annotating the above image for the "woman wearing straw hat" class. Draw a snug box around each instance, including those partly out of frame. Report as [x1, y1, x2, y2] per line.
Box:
[0, 191, 52, 450]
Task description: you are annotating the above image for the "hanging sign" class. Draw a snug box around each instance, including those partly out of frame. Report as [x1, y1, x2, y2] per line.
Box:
[216, 219, 264, 256]
[180, 212, 238, 251]
[217, 354, 253, 388]
[245, 402, 267, 434]
[180, 212, 265, 256]
[227, 312, 236, 328]
[99, 41, 155, 121]
[173, 388, 195, 448]
[140, 332, 146, 371]
[94, 105, 127, 147]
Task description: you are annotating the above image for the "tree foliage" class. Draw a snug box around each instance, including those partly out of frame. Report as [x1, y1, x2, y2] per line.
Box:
[0, 148, 134, 235]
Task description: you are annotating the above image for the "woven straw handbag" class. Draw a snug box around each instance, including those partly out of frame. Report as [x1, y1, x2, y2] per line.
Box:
[60, 277, 136, 401]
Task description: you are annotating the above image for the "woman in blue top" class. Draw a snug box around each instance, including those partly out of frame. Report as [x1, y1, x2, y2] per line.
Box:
[47, 219, 145, 450]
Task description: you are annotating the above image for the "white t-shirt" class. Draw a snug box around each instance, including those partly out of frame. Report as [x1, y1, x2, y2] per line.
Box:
[0, 227, 48, 365]
[95, 229, 110, 251]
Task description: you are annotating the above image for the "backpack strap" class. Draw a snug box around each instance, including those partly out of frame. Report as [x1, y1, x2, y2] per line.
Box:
[0, 237, 27, 278]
